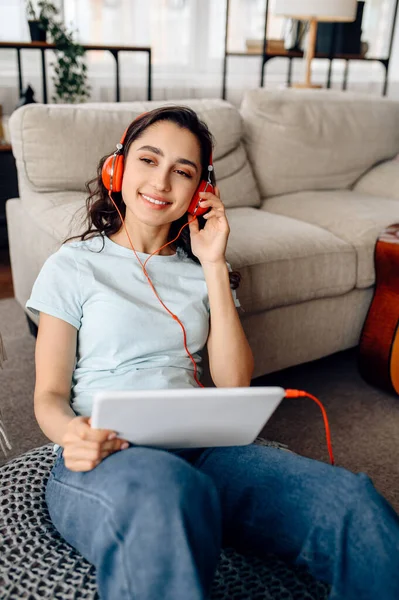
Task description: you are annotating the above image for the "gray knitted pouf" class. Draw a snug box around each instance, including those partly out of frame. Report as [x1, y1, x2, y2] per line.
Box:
[0, 445, 330, 599]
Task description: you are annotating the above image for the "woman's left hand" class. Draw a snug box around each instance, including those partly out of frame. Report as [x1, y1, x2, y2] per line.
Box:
[188, 187, 230, 265]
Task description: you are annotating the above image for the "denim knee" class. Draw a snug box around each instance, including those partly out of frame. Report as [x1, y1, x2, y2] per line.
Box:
[102, 448, 222, 535]
[301, 468, 396, 558]
[48, 448, 222, 558]
[320, 469, 383, 518]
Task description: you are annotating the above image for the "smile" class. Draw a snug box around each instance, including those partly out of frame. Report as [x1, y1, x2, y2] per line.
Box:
[141, 193, 172, 207]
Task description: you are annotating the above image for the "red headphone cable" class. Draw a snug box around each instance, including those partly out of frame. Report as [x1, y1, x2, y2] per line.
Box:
[107, 191, 205, 387]
[106, 193, 335, 465]
[284, 389, 335, 465]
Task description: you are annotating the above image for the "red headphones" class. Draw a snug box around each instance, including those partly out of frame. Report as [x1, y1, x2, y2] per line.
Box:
[101, 119, 214, 217]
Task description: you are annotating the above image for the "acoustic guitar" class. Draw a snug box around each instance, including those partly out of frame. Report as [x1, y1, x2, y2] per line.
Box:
[358, 223, 399, 395]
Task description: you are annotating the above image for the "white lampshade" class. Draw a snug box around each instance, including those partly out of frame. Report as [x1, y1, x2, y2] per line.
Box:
[273, 0, 357, 22]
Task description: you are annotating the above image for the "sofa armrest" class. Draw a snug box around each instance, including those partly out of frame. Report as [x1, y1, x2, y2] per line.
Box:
[353, 157, 399, 199]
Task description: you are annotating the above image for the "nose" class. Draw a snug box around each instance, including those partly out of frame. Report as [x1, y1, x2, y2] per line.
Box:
[152, 168, 171, 193]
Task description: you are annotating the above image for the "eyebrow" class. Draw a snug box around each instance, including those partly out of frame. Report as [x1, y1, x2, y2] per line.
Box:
[137, 145, 198, 172]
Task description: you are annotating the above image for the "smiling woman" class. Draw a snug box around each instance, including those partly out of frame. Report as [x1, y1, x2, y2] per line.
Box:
[65, 106, 240, 286]
[22, 103, 399, 600]
[29, 103, 248, 418]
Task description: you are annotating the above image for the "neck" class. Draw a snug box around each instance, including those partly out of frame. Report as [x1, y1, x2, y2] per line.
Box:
[110, 218, 175, 256]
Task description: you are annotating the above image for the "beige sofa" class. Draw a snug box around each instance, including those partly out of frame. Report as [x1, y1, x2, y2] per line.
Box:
[6, 89, 399, 381]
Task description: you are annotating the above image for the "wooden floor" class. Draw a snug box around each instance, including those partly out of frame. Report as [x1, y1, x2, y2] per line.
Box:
[0, 246, 14, 299]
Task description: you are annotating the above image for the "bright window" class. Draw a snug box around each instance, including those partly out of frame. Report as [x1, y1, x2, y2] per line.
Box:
[0, 0, 398, 116]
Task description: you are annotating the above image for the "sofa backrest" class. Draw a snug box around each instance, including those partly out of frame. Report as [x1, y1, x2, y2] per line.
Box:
[241, 89, 399, 198]
[9, 99, 260, 211]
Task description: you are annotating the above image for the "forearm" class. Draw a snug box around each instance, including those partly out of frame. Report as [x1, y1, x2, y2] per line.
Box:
[202, 261, 254, 387]
[34, 391, 76, 446]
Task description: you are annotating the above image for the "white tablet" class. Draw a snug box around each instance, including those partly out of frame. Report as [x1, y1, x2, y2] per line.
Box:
[91, 387, 285, 449]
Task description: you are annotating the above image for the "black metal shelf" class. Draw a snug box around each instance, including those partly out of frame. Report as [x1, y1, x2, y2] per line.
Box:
[222, 0, 399, 99]
[0, 41, 152, 103]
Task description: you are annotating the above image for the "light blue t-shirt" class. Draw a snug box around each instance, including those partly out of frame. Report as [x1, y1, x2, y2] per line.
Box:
[26, 235, 240, 416]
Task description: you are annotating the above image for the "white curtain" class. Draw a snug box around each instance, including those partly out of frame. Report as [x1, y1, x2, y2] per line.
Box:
[0, 0, 398, 117]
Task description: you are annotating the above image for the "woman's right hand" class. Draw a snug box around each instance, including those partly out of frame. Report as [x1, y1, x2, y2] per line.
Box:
[61, 416, 130, 472]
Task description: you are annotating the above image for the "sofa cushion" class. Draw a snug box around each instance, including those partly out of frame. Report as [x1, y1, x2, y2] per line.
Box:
[262, 190, 399, 289]
[353, 156, 399, 199]
[225, 207, 356, 314]
[215, 143, 260, 208]
[14, 189, 87, 242]
[9, 100, 260, 210]
[241, 89, 399, 198]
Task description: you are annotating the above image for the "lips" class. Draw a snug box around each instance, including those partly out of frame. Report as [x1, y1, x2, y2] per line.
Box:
[140, 193, 172, 210]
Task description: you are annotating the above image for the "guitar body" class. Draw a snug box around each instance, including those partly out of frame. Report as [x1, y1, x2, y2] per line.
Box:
[358, 224, 399, 395]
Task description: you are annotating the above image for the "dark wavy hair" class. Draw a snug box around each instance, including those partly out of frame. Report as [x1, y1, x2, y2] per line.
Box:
[65, 105, 241, 290]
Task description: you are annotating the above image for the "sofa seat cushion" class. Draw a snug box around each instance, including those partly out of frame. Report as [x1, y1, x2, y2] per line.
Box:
[225, 208, 356, 314]
[261, 190, 399, 289]
[23, 201, 355, 315]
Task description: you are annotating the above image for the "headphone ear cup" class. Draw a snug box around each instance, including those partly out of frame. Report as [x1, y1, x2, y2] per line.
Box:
[188, 180, 214, 216]
[102, 154, 124, 192]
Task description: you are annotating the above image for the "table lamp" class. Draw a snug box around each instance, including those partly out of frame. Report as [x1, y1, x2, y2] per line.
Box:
[273, 0, 358, 88]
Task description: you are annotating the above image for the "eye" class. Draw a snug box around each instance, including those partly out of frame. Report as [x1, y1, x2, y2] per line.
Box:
[175, 169, 192, 179]
[139, 157, 154, 165]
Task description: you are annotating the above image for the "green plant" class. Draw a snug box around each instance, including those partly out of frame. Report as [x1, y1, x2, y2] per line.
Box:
[26, 1, 91, 103]
[26, 0, 57, 26]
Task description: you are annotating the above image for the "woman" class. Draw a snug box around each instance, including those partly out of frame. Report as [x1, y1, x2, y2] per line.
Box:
[27, 106, 399, 600]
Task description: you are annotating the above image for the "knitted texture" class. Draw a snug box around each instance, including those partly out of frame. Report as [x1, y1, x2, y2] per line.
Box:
[0, 444, 329, 599]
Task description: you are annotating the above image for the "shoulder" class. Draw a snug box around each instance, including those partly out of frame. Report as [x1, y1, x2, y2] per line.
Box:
[52, 236, 105, 266]
[38, 237, 103, 280]
[62, 236, 105, 255]
[174, 248, 208, 279]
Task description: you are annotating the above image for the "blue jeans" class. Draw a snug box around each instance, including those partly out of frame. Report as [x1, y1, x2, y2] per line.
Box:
[46, 444, 399, 600]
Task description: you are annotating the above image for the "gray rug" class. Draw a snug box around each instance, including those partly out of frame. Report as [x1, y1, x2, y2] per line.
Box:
[0, 299, 48, 464]
[1, 297, 399, 514]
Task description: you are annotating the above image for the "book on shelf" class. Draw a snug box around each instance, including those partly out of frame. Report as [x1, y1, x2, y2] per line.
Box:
[245, 37, 369, 58]
[245, 39, 285, 54]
